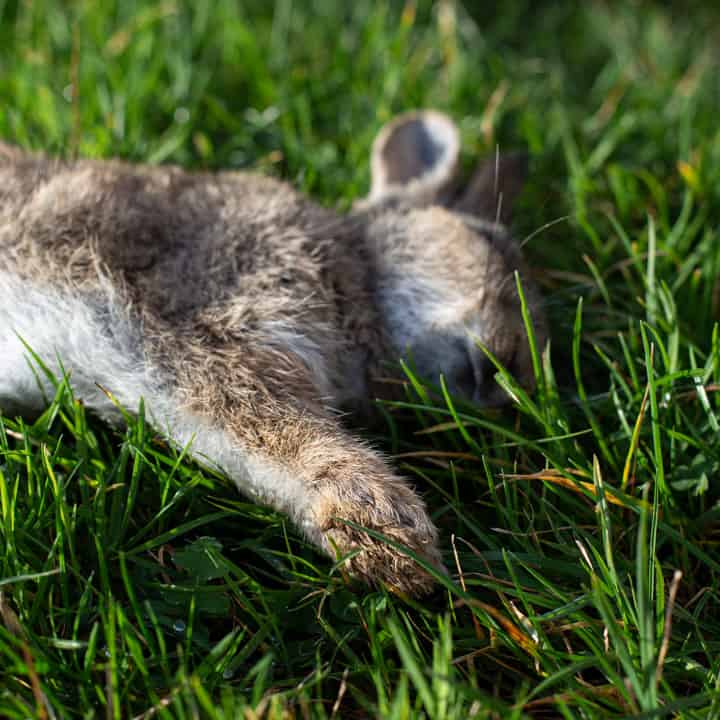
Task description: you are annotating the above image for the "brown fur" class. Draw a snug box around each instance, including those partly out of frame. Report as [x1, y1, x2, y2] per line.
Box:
[0, 111, 545, 594]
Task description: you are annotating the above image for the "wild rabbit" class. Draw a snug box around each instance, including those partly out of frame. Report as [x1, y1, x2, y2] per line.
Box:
[0, 110, 545, 594]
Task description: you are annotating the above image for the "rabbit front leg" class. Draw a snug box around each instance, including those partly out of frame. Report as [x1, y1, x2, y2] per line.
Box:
[272, 410, 443, 594]
[173, 384, 443, 595]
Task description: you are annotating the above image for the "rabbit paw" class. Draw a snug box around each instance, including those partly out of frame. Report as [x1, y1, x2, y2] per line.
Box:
[313, 466, 443, 595]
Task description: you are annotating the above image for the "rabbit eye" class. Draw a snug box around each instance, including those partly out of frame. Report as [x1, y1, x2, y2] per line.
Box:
[509, 348, 520, 375]
[454, 360, 476, 398]
[474, 355, 495, 386]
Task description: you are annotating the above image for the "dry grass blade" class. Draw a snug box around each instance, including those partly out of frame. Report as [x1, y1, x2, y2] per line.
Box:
[622, 382, 650, 491]
[504, 468, 636, 508]
[453, 597, 539, 656]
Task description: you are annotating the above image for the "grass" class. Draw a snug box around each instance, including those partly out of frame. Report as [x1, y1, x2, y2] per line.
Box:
[2, 0, 720, 716]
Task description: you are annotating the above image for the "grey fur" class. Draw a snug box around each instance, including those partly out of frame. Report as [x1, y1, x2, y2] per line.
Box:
[0, 110, 545, 594]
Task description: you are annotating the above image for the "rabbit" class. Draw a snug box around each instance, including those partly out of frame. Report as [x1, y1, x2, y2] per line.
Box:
[0, 110, 545, 595]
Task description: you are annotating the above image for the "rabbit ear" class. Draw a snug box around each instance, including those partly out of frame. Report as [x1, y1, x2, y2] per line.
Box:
[367, 110, 461, 204]
[453, 151, 528, 224]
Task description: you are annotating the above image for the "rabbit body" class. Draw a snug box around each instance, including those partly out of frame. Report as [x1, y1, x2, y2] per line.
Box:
[0, 112, 544, 593]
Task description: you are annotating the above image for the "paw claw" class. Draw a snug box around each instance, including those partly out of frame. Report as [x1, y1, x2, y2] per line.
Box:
[316, 478, 443, 595]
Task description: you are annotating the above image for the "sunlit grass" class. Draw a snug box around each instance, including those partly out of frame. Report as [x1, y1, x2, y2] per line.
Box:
[2, 0, 720, 717]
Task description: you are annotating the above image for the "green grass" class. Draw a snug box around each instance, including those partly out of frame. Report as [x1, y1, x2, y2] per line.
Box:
[2, 0, 720, 717]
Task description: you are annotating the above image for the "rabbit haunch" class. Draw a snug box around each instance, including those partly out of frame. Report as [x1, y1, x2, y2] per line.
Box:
[0, 110, 545, 594]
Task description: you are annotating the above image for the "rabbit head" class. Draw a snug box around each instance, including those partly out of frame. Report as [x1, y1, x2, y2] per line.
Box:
[359, 110, 546, 405]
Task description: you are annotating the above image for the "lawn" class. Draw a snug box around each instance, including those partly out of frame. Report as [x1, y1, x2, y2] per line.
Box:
[2, 0, 720, 717]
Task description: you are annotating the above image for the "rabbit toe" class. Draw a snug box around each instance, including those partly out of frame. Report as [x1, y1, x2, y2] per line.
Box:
[315, 473, 443, 595]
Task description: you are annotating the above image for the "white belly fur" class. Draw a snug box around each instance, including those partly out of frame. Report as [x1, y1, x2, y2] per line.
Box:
[0, 271, 319, 541]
